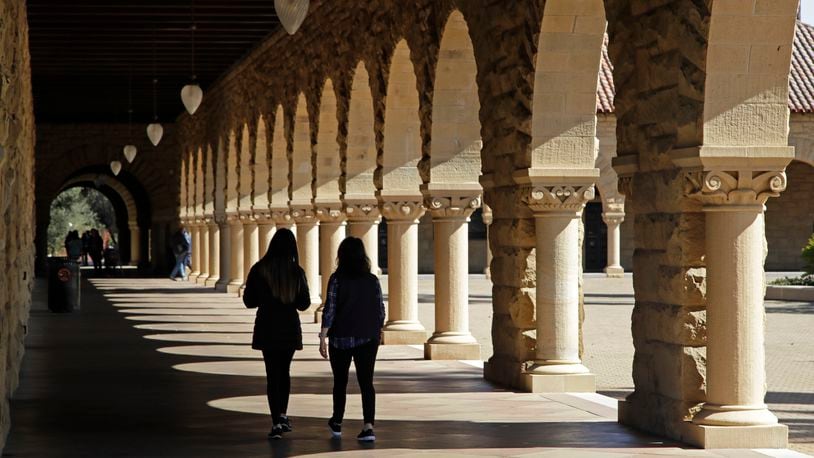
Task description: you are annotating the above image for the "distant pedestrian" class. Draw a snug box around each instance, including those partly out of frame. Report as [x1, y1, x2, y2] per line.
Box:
[65, 231, 82, 261]
[169, 226, 190, 281]
[88, 229, 104, 272]
[242, 228, 311, 440]
[319, 237, 385, 442]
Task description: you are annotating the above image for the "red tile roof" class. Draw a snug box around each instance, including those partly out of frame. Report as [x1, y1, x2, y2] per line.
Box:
[597, 21, 813, 114]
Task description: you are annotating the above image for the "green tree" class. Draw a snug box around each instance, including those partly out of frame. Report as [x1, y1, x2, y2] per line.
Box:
[47, 188, 105, 255]
[803, 234, 814, 277]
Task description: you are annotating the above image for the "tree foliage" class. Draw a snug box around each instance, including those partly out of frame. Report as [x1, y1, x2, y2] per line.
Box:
[47, 187, 113, 255]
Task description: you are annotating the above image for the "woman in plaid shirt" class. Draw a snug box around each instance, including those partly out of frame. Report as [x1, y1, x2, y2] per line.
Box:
[319, 237, 385, 442]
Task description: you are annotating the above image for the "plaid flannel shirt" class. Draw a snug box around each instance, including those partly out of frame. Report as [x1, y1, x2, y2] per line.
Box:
[321, 274, 385, 349]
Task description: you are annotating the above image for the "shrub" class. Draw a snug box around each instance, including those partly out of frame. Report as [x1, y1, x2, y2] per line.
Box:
[803, 233, 814, 278]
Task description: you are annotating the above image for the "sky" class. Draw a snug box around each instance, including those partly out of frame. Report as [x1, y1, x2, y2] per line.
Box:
[802, 0, 814, 25]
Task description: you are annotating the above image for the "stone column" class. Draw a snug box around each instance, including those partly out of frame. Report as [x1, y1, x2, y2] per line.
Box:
[272, 208, 296, 233]
[196, 222, 210, 284]
[685, 168, 788, 447]
[128, 223, 140, 266]
[205, 219, 221, 288]
[423, 193, 481, 360]
[188, 223, 202, 281]
[344, 200, 381, 275]
[315, 205, 346, 322]
[256, 213, 275, 260]
[239, 214, 259, 296]
[522, 184, 595, 392]
[380, 199, 428, 345]
[482, 204, 493, 279]
[291, 207, 321, 313]
[226, 215, 244, 294]
[602, 212, 624, 277]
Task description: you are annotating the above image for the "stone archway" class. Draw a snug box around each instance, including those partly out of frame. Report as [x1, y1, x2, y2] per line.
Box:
[766, 159, 814, 271]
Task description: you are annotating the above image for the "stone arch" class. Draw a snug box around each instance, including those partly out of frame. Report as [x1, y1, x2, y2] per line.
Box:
[225, 130, 240, 214]
[702, 3, 797, 149]
[238, 124, 253, 211]
[269, 105, 289, 213]
[381, 39, 422, 197]
[426, 9, 482, 187]
[62, 173, 139, 226]
[289, 92, 313, 207]
[530, 0, 605, 171]
[194, 146, 205, 218]
[344, 61, 377, 200]
[254, 115, 270, 210]
[316, 79, 341, 202]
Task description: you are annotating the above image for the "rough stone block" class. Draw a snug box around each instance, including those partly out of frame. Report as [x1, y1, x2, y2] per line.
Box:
[681, 422, 788, 449]
[424, 342, 481, 361]
[521, 372, 596, 393]
[381, 329, 429, 345]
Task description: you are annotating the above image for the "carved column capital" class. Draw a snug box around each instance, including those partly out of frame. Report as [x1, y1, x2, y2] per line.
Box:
[380, 199, 425, 222]
[424, 193, 482, 219]
[214, 213, 228, 226]
[253, 210, 273, 225]
[270, 208, 293, 226]
[315, 205, 347, 224]
[602, 212, 625, 226]
[226, 212, 242, 225]
[526, 184, 595, 215]
[238, 211, 256, 223]
[481, 203, 493, 225]
[290, 206, 318, 224]
[684, 169, 787, 209]
[343, 200, 381, 222]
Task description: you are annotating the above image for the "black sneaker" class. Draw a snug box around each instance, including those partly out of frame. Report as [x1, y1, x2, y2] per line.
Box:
[328, 418, 342, 438]
[280, 416, 292, 432]
[357, 428, 375, 442]
[268, 424, 283, 440]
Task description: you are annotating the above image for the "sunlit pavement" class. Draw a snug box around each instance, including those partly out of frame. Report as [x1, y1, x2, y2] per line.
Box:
[4, 276, 811, 457]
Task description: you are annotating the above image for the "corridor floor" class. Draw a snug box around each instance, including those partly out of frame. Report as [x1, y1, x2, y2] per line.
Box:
[3, 277, 809, 457]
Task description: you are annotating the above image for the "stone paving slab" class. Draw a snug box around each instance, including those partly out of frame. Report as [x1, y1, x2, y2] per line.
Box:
[3, 276, 811, 457]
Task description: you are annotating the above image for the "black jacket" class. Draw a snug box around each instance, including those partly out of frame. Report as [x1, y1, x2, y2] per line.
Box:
[327, 272, 384, 340]
[242, 264, 311, 350]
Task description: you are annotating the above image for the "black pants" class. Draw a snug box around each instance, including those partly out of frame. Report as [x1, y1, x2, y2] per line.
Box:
[262, 347, 296, 425]
[329, 339, 379, 425]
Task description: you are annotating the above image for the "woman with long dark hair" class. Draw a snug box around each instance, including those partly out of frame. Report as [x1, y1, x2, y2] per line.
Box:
[243, 228, 311, 439]
[319, 237, 385, 442]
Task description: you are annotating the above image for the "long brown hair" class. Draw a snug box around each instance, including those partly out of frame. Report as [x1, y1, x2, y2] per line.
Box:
[258, 228, 301, 303]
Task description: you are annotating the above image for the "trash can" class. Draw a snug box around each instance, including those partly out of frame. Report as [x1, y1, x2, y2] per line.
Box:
[48, 257, 80, 312]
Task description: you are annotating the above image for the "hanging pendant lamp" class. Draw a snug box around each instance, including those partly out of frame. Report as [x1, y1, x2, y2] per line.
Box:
[147, 35, 164, 146]
[181, 7, 203, 115]
[275, 0, 309, 35]
[181, 83, 203, 115]
[123, 144, 138, 163]
[147, 122, 163, 146]
[110, 160, 122, 176]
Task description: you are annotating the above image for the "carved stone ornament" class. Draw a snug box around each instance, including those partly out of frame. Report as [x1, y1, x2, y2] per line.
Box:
[617, 176, 633, 197]
[527, 185, 595, 213]
[270, 209, 293, 225]
[253, 211, 273, 224]
[344, 201, 382, 221]
[290, 207, 317, 222]
[315, 206, 346, 223]
[424, 194, 482, 219]
[380, 200, 425, 222]
[685, 169, 787, 207]
[214, 213, 228, 225]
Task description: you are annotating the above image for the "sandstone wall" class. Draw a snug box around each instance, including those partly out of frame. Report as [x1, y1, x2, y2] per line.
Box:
[0, 0, 36, 450]
[766, 160, 814, 270]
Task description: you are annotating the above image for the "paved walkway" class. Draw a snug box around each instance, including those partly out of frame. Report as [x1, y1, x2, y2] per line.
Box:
[3, 275, 811, 457]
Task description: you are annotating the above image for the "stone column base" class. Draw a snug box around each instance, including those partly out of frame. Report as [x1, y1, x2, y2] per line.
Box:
[424, 342, 480, 360]
[521, 372, 595, 393]
[381, 329, 428, 345]
[299, 310, 316, 324]
[205, 276, 220, 288]
[196, 275, 209, 285]
[604, 266, 624, 277]
[188, 273, 200, 282]
[681, 422, 788, 449]
[238, 285, 246, 297]
[226, 283, 242, 294]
